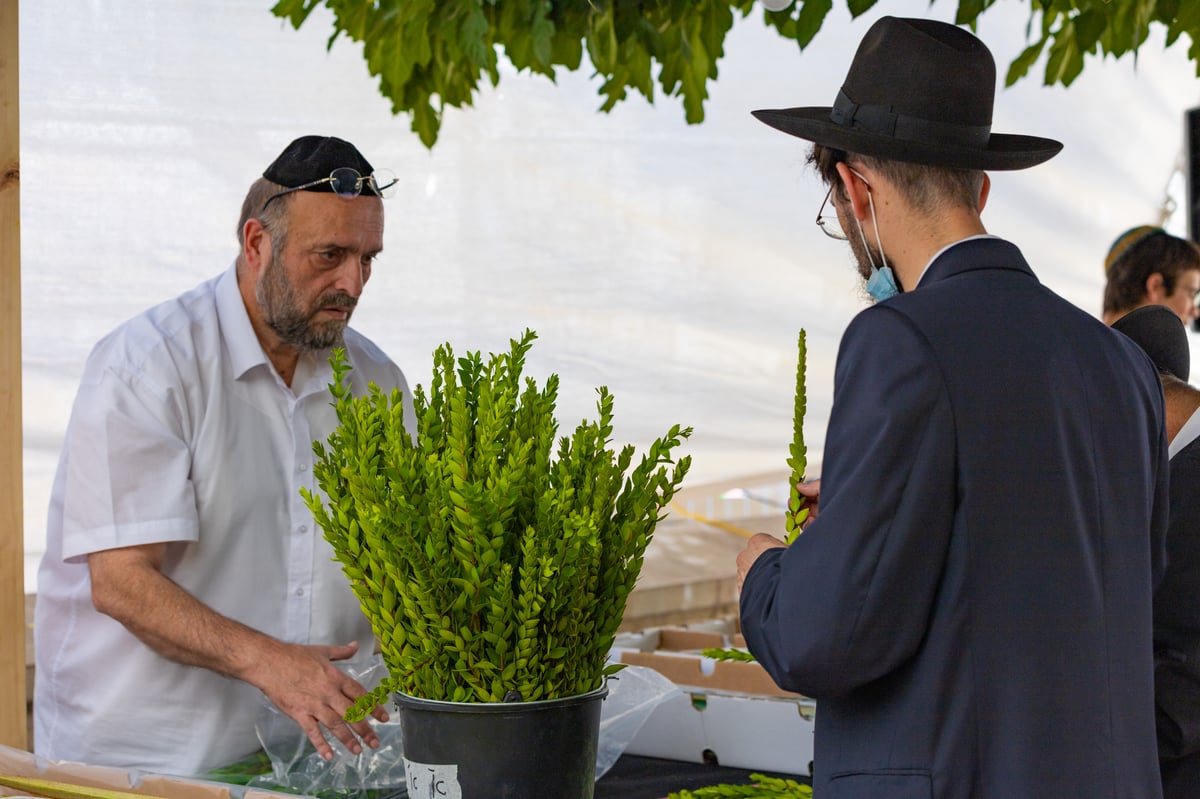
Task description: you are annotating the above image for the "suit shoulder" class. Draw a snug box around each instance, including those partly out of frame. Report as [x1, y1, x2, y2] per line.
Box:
[842, 302, 931, 352]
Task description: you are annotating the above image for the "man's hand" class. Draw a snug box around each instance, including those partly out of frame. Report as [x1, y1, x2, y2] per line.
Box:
[737, 533, 787, 593]
[248, 639, 389, 761]
[796, 479, 821, 528]
[88, 544, 387, 762]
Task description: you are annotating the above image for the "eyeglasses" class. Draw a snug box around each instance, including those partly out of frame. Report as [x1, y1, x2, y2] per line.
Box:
[260, 167, 398, 212]
[815, 184, 848, 240]
[815, 167, 871, 241]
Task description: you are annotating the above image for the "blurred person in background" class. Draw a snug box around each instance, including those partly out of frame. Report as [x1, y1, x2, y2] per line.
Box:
[1102, 225, 1200, 327]
[1113, 305, 1200, 799]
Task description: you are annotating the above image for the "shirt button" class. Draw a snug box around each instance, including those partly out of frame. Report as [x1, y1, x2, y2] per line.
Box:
[298, 525, 308, 534]
[295, 588, 304, 597]
[298, 463, 309, 472]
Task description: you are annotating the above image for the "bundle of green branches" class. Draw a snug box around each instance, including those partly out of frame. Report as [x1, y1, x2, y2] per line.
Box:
[784, 328, 809, 544]
[666, 773, 813, 798]
[705, 329, 807, 665]
[304, 330, 691, 719]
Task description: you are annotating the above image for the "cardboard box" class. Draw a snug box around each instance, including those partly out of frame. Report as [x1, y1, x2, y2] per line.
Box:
[613, 627, 816, 777]
[0, 745, 297, 799]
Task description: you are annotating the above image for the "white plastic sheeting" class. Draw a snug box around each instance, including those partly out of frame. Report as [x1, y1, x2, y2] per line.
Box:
[18, 0, 1200, 580]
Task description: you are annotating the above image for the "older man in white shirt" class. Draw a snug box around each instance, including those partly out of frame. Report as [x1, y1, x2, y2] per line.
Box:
[34, 135, 414, 776]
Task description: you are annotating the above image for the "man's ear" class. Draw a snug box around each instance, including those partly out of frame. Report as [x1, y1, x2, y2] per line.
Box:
[1145, 272, 1167, 302]
[242, 218, 271, 274]
[978, 173, 991, 213]
[834, 162, 871, 222]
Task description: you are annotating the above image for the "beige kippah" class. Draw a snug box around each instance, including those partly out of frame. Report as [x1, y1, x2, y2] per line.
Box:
[1104, 225, 1165, 275]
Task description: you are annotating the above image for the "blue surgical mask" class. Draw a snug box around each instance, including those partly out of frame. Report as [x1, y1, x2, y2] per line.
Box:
[866, 265, 899, 302]
[851, 172, 898, 303]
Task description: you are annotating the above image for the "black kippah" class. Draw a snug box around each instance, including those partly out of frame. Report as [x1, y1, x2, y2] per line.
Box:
[1112, 304, 1191, 382]
[262, 135, 375, 193]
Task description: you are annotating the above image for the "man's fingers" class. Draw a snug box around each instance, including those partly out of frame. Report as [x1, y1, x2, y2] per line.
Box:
[327, 722, 365, 756]
[299, 717, 337, 762]
[334, 670, 391, 727]
[326, 640, 360, 661]
[269, 644, 392, 759]
[349, 716, 381, 749]
[317, 705, 368, 756]
[328, 682, 383, 751]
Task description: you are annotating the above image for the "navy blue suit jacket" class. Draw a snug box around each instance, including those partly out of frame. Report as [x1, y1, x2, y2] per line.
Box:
[1156, 433, 1200, 797]
[741, 238, 1169, 799]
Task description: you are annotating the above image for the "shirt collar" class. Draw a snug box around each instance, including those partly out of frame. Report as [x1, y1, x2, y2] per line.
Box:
[215, 263, 272, 380]
[1170, 404, 1200, 459]
[215, 262, 341, 393]
[914, 234, 1000, 289]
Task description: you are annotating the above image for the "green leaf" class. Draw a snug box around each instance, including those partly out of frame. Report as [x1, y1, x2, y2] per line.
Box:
[460, 3, 493, 67]
[794, 0, 833, 47]
[271, 0, 316, 28]
[1073, 8, 1107, 53]
[954, 0, 989, 26]
[702, 647, 757, 663]
[845, 0, 879, 18]
[410, 98, 442, 149]
[272, 0, 1200, 150]
[1005, 37, 1048, 86]
[701, 0, 735, 70]
[587, 7, 619, 74]
[531, 1, 555, 69]
[1043, 23, 1085, 86]
[329, 0, 371, 41]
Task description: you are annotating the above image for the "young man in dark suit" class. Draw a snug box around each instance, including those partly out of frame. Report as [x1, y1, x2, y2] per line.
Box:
[736, 16, 1169, 798]
[1113, 305, 1200, 799]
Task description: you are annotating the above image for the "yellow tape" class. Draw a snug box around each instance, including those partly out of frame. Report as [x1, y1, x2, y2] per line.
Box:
[0, 775, 168, 799]
[668, 502, 758, 540]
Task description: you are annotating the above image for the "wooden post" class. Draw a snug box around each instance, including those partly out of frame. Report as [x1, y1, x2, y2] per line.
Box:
[0, 0, 28, 751]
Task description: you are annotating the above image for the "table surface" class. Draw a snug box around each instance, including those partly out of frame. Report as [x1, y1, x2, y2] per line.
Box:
[594, 754, 811, 798]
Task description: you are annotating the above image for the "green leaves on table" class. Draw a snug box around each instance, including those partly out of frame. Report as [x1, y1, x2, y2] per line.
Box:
[667, 772, 813, 797]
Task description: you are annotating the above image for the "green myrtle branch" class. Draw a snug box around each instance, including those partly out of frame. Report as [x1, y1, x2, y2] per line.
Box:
[304, 330, 691, 710]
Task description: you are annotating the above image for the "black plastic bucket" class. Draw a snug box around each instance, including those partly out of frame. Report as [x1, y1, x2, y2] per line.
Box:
[395, 685, 607, 799]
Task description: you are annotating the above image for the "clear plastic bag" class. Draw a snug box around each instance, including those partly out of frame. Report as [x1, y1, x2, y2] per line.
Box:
[249, 650, 406, 798]
[248, 653, 678, 796]
[595, 662, 680, 778]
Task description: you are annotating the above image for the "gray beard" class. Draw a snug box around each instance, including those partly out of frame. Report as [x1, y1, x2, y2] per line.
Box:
[257, 252, 356, 351]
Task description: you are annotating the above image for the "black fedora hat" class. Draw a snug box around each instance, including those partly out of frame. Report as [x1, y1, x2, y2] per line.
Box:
[753, 16, 1062, 170]
[1112, 304, 1191, 382]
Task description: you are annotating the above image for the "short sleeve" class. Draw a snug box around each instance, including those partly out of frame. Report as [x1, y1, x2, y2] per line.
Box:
[60, 361, 199, 562]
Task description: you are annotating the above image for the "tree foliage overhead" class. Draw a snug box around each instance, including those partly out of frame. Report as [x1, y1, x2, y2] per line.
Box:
[270, 0, 1200, 149]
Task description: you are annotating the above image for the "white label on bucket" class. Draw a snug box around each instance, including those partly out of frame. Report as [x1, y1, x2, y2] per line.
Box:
[403, 758, 463, 799]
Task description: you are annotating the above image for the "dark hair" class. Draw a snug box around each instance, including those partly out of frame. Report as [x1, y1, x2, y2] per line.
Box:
[808, 143, 985, 213]
[1102, 228, 1200, 317]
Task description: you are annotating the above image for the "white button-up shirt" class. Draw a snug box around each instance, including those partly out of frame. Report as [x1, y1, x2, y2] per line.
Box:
[34, 265, 413, 776]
